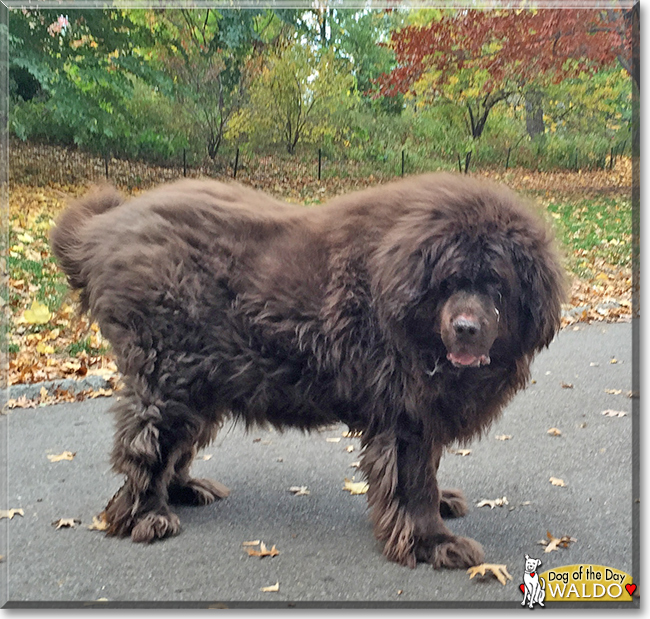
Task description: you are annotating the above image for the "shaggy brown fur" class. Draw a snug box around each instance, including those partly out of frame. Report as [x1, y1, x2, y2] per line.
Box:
[51, 173, 565, 568]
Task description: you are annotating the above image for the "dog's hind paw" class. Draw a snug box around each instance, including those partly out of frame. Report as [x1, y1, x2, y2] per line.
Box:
[131, 510, 181, 543]
[425, 535, 484, 569]
[168, 477, 230, 506]
[439, 488, 468, 518]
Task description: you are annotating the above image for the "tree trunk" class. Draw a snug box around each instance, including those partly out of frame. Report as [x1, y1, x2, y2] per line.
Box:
[525, 90, 545, 139]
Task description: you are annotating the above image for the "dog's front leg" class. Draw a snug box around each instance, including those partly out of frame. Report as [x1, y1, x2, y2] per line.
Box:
[361, 423, 484, 569]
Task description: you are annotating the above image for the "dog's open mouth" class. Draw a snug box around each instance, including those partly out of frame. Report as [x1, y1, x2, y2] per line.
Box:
[447, 352, 491, 368]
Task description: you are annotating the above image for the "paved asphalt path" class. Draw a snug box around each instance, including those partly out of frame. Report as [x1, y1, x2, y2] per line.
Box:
[0, 321, 638, 608]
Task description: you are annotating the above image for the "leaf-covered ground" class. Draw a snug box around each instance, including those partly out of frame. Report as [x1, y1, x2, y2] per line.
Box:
[3, 158, 634, 389]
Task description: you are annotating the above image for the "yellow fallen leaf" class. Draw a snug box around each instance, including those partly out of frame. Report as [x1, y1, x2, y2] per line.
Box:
[602, 409, 627, 417]
[0, 508, 24, 520]
[36, 342, 55, 355]
[23, 300, 51, 325]
[88, 514, 110, 531]
[261, 582, 279, 593]
[16, 232, 33, 243]
[47, 451, 76, 462]
[549, 477, 566, 487]
[547, 427, 562, 436]
[343, 478, 369, 495]
[495, 434, 512, 441]
[467, 563, 513, 586]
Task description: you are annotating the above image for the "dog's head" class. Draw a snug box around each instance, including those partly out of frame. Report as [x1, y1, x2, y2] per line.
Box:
[524, 554, 542, 573]
[371, 175, 565, 368]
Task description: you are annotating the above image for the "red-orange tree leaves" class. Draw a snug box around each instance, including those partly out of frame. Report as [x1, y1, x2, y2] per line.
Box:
[378, 9, 631, 98]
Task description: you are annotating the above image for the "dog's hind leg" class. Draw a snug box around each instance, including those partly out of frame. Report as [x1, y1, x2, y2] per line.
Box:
[167, 440, 230, 506]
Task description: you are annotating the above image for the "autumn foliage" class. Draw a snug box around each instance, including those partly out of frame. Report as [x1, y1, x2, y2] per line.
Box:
[378, 9, 633, 98]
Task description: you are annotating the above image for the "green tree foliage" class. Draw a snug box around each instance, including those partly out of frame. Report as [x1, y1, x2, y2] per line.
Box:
[10, 9, 154, 151]
[140, 8, 286, 159]
[228, 43, 356, 154]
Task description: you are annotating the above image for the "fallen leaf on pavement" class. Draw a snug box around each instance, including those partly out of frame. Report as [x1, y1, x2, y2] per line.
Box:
[349, 461, 360, 468]
[326, 437, 341, 443]
[547, 427, 562, 436]
[88, 514, 109, 531]
[604, 389, 623, 395]
[246, 541, 280, 558]
[476, 497, 509, 509]
[467, 563, 513, 586]
[260, 582, 279, 592]
[47, 451, 75, 462]
[549, 477, 566, 487]
[495, 434, 512, 441]
[538, 531, 577, 553]
[0, 509, 24, 520]
[242, 540, 261, 546]
[288, 486, 310, 496]
[345, 445, 355, 453]
[343, 478, 369, 495]
[449, 448, 472, 456]
[561, 382, 574, 389]
[602, 409, 627, 417]
[52, 518, 81, 529]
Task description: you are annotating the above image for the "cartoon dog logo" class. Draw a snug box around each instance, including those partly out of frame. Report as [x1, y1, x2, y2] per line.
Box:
[521, 554, 546, 608]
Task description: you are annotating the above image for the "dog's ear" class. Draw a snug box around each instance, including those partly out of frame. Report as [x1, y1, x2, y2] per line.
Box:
[536, 559, 542, 568]
[371, 226, 458, 325]
[525, 554, 531, 561]
[509, 230, 566, 354]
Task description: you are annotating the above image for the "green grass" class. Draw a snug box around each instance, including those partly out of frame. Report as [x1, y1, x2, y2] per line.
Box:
[544, 195, 632, 277]
[66, 336, 109, 357]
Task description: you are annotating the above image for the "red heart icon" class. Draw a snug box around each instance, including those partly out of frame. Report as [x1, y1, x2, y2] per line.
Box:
[519, 584, 525, 594]
[625, 583, 637, 596]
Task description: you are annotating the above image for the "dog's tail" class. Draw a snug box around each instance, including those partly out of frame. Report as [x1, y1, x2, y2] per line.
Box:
[50, 184, 123, 298]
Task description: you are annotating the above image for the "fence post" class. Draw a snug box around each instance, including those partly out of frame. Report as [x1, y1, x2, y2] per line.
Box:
[233, 147, 239, 179]
[401, 149, 405, 177]
[104, 152, 109, 179]
[318, 148, 322, 181]
[183, 149, 187, 177]
[457, 153, 462, 173]
[505, 147, 512, 170]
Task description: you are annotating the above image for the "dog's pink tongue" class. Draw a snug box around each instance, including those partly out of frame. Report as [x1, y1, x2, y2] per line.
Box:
[447, 352, 480, 367]
[447, 352, 491, 367]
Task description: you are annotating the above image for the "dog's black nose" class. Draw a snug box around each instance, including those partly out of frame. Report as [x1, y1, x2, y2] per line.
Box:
[452, 315, 480, 338]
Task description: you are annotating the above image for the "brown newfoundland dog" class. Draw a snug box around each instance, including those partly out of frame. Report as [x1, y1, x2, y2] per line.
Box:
[51, 173, 564, 569]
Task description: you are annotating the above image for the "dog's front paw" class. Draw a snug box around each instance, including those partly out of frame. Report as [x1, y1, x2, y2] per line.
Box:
[418, 535, 484, 569]
[168, 477, 231, 505]
[131, 510, 181, 543]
